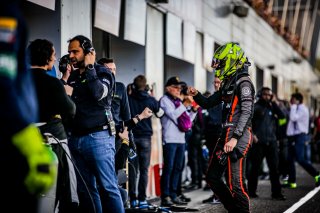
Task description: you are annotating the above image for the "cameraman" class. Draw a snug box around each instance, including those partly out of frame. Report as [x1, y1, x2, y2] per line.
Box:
[67, 35, 122, 213]
[128, 75, 164, 208]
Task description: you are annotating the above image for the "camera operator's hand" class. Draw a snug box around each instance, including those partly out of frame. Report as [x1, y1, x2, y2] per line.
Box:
[118, 125, 136, 153]
[140, 107, 153, 120]
[118, 126, 129, 142]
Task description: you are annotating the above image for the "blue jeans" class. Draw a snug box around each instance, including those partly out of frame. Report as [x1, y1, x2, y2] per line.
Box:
[288, 133, 319, 183]
[161, 143, 185, 200]
[69, 130, 124, 213]
[129, 136, 151, 201]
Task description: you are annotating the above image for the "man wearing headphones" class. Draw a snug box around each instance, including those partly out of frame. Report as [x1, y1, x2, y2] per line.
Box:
[247, 87, 286, 200]
[67, 35, 123, 213]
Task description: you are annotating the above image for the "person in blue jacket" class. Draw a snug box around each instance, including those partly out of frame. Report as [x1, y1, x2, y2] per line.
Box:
[67, 35, 123, 213]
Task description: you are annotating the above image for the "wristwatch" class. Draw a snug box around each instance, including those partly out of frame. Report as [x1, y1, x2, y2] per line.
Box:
[86, 64, 94, 70]
[135, 115, 141, 122]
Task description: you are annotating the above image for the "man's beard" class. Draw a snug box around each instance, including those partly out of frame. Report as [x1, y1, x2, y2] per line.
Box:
[71, 59, 85, 69]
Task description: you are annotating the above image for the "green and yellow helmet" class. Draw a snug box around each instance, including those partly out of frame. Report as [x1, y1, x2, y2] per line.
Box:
[212, 42, 247, 81]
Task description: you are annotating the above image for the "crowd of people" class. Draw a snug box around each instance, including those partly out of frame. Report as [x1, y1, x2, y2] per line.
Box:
[2, 2, 320, 213]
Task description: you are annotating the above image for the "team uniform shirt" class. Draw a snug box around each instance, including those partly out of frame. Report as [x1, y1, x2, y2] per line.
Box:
[68, 64, 115, 135]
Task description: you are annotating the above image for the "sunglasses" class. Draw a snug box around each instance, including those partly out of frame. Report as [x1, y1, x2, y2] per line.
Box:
[171, 85, 181, 90]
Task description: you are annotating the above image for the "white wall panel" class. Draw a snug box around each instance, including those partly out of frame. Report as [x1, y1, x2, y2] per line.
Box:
[61, 0, 91, 55]
[145, 7, 164, 199]
[166, 13, 183, 60]
[94, 0, 121, 36]
[124, 0, 146, 46]
[263, 68, 272, 88]
[146, 6, 164, 99]
[160, 0, 202, 29]
[249, 60, 257, 91]
[202, 1, 231, 43]
[195, 33, 207, 92]
[203, 34, 214, 71]
[183, 22, 196, 64]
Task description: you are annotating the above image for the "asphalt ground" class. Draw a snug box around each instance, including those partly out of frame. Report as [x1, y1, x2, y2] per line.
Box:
[137, 163, 320, 213]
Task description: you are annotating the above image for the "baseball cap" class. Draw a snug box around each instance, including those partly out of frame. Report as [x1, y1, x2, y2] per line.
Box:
[165, 76, 185, 87]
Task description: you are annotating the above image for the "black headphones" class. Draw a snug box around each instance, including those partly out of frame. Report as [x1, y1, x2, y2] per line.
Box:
[81, 39, 94, 55]
[131, 82, 150, 92]
[59, 54, 70, 74]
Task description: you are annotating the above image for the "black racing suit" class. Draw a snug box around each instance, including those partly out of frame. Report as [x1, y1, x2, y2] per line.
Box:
[194, 69, 255, 213]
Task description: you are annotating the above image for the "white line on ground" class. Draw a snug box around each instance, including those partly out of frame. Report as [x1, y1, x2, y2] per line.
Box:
[283, 186, 320, 213]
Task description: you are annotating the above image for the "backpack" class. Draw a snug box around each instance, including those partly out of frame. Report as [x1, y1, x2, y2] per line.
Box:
[160, 95, 192, 132]
[177, 111, 192, 132]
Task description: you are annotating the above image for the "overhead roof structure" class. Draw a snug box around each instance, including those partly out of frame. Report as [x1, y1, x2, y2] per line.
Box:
[245, 0, 320, 67]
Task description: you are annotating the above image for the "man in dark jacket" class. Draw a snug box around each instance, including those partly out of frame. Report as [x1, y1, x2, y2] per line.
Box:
[202, 77, 222, 204]
[97, 58, 135, 152]
[97, 58, 153, 207]
[247, 87, 286, 200]
[67, 35, 124, 213]
[128, 75, 164, 208]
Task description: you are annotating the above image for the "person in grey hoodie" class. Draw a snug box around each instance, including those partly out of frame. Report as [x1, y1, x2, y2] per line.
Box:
[160, 76, 197, 207]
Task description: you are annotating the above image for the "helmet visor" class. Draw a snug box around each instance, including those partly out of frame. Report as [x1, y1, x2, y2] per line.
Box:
[211, 58, 225, 71]
[211, 58, 219, 69]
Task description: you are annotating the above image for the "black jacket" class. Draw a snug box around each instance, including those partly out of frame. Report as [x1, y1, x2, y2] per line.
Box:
[128, 89, 161, 137]
[253, 98, 285, 144]
[68, 64, 115, 135]
[112, 82, 131, 125]
[32, 68, 76, 140]
[112, 81, 136, 153]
